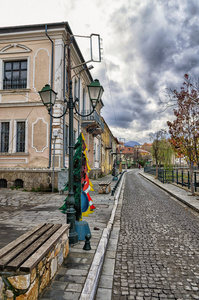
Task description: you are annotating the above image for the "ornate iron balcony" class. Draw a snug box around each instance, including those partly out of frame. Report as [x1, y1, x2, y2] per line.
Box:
[81, 110, 104, 133]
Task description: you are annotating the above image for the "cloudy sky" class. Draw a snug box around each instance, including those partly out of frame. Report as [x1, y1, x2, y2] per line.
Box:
[1, 0, 199, 143]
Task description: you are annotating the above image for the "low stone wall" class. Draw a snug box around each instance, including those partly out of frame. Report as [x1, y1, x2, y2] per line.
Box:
[0, 169, 58, 190]
[0, 229, 69, 300]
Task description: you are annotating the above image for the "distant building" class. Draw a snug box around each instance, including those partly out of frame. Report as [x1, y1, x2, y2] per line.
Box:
[101, 117, 118, 175]
[141, 143, 152, 152]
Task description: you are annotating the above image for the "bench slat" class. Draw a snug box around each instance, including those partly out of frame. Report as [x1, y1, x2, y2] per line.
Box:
[20, 224, 70, 272]
[0, 223, 54, 270]
[99, 181, 111, 185]
[0, 223, 46, 259]
[6, 224, 62, 271]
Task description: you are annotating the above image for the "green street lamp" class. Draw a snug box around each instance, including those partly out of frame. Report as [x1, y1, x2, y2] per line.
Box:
[39, 84, 57, 111]
[39, 79, 104, 244]
[87, 79, 104, 109]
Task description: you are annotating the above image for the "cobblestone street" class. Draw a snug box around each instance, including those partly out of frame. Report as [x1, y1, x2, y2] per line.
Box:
[112, 170, 199, 300]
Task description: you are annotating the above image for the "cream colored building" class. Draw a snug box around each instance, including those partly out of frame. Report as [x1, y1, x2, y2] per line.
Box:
[101, 117, 118, 175]
[0, 22, 104, 189]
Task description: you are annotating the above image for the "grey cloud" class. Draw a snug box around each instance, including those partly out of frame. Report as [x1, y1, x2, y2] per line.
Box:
[100, 0, 199, 141]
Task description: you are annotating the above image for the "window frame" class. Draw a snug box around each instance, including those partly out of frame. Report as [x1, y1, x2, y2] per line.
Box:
[0, 57, 30, 91]
[82, 88, 86, 114]
[74, 78, 78, 99]
[65, 124, 69, 155]
[13, 119, 28, 153]
[73, 130, 77, 146]
[0, 120, 11, 153]
[3, 60, 27, 90]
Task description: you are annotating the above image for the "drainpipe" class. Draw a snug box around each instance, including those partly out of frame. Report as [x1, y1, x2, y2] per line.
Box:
[45, 25, 54, 168]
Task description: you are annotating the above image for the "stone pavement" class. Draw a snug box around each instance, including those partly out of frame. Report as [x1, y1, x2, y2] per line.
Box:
[0, 170, 199, 299]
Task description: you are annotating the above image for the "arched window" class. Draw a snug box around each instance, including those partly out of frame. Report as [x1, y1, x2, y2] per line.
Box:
[14, 179, 24, 188]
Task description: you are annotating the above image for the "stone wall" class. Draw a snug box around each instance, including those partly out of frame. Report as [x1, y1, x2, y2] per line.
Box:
[0, 169, 58, 190]
[0, 228, 69, 300]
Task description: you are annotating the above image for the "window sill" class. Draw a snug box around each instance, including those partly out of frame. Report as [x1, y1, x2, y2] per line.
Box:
[0, 89, 31, 94]
[0, 152, 29, 156]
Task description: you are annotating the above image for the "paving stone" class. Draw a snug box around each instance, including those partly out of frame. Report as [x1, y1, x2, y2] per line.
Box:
[102, 258, 115, 276]
[98, 274, 113, 289]
[96, 288, 112, 300]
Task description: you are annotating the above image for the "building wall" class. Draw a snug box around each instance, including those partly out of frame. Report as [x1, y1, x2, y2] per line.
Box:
[101, 118, 115, 175]
[0, 23, 103, 187]
[0, 105, 50, 168]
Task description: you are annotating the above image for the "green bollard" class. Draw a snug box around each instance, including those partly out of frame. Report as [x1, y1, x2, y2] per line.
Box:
[83, 233, 92, 250]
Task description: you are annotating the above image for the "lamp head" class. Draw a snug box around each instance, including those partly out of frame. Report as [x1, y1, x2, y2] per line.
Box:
[39, 84, 57, 111]
[87, 79, 104, 108]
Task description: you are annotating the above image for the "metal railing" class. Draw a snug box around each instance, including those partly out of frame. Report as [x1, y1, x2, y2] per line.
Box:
[144, 166, 199, 192]
[81, 110, 104, 131]
[3, 79, 27, 89]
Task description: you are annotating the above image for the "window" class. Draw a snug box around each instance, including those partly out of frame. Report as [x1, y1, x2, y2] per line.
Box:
[3, 60, 27, 89]
[82, 89, 86, 114]
[0, 179, 7, 188]
[65, 65, 68, 93]
[16, 122, 25, 152]
[14, 179, 23, 188]
[74, 130, 77, 146]
[94, 143, 97, 161]
[1, 122, 9, 152]
[74, 79, 78, 99]
[65, 124, 69, 154]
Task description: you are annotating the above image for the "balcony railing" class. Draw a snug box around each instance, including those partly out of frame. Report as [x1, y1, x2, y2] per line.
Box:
[81, 110, 104, 132]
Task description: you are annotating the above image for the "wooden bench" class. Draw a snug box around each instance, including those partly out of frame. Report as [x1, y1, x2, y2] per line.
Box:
[98, 181, 111, 194]
[0, 223, 70, 300]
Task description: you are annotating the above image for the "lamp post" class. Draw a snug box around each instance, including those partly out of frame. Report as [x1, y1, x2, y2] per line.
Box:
[39, 79, 103, 244]
[52, 130, 58, 193]
[119, 149, 122, 173]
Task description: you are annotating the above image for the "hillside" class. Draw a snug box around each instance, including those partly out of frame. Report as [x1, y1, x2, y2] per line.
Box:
[124, 141, 140, 147]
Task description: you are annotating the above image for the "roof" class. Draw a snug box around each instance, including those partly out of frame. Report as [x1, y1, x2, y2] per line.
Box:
[138, 149, 151, 154]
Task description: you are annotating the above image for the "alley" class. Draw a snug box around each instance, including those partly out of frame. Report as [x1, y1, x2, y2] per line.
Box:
[112, 170, 199, 300]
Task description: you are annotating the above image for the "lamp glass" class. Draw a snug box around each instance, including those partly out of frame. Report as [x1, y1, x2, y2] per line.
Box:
[39, 84, 57, 109]
[87, 79, 104, 108]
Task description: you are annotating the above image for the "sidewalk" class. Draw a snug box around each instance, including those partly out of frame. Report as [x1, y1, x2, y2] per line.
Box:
[40, 173, 125, 300]
[139, 169, 199, 213]
[0, 173, 124, 300]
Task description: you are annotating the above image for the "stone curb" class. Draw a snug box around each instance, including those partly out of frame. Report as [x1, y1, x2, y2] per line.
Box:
[139, 171, 199, 214]
[79, 173, 126, 300]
